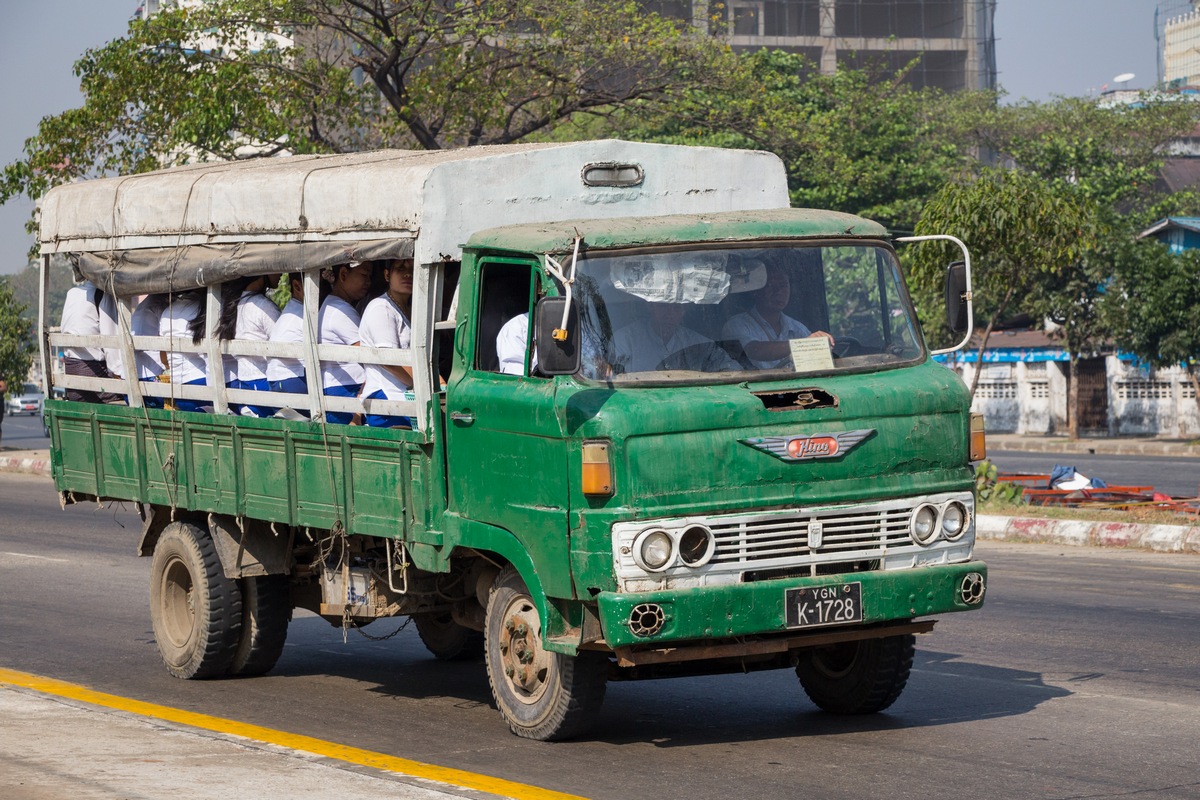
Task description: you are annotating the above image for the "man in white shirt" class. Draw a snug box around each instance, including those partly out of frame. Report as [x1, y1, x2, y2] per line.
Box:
[60, 279, 123, 403]
[612, 302, 738, 374]
[496, 312, 539, 376]
[318, 262, 370, 424]
[360, 259, 416, 427]
[721, 262, 833, 370]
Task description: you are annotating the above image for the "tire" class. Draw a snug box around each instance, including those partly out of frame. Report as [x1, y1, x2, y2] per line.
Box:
[484, 566, 608, 741]
[413, 612, 484, 661]
[149, 521, 242, 679]
[796, 633, 915, 714]
[230, 575, 292, 676]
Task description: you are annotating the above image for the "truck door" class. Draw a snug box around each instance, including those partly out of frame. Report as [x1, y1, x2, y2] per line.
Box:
[445, 258, 572, 589]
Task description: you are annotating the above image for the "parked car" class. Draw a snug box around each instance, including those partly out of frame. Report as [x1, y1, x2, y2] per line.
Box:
[6, 383, 44, 416]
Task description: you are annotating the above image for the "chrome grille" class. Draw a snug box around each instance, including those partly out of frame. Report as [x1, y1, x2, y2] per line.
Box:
[709, 507, 913, 568]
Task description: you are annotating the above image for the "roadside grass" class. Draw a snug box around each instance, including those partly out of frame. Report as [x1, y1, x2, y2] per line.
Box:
[980, 490, 1200, 526]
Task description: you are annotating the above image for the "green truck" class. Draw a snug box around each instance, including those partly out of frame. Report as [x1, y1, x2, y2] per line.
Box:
[39, 141, 986, 740]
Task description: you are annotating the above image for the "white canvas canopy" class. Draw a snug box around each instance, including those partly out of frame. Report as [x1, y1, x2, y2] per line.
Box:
[38, 140, 790, 296]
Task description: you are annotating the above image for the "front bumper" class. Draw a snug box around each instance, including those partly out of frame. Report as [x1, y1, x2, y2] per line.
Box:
[596, 560, 986, 650]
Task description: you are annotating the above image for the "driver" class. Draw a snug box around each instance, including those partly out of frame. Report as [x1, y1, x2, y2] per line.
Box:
[611, 301, 738, 374]
[721, 262, 833, 370]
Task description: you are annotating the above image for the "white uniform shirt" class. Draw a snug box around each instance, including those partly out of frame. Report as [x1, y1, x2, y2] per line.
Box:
[612, 319, 737, 373]
[359, 294, 412, 398]
[159, 295, 207, 384]
[59, 282, 104, 361]
[721, 309, 812, 370]
[496, 312, 537, 375]
[318, 295, 365, 389]
[98, 290, 123, 378]
[266, 299, 305, 382]
[130, 295, 167, 379]
[235, 291, 281, 383]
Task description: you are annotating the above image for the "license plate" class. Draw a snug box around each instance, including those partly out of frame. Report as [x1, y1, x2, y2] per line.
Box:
[784, 583, 863, 629]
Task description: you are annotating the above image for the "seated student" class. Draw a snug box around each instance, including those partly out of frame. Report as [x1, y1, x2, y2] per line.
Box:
[721, 262, 834, 370]
[229, 274, 281, 417]
[59, 278, 123, 403]
[318, 262, 371, 424]
[611, 301, 739, 374]
[496, 312, 538, 376]
[266, 274, 308, 412]
[159, 290, 208, 412]
[359, 259, 416, 428]
[130, 294, 168, 408]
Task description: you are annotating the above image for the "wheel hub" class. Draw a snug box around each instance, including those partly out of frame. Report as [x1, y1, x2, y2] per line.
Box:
[498, 599, 552, 704]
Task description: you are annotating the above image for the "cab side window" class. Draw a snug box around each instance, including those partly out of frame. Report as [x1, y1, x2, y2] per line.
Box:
[475, 262, 536, 375]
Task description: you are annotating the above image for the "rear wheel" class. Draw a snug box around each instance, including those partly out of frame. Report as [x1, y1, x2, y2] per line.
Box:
[796, 633, 915, 714]
[230, 575, 291, 676]
[484, 566, 608, 741]
[413, 612, 484, 661]
[149, 521, 242, 679]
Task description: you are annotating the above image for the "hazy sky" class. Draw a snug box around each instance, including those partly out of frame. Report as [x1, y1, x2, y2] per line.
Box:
[0, 0, 1164, 275]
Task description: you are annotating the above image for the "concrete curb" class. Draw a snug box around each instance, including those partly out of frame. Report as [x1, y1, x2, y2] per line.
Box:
[0, 455, 50, 477]
[987, 435, 1199, 458]
[977, 513, 1200, 554]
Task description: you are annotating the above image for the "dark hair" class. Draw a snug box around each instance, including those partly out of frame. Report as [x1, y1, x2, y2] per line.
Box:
[180, 289, 207, 345]
[215, 277, 253, 341]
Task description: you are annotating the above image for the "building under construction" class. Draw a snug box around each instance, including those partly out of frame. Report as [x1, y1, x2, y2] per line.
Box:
[649, 0, 997, 91]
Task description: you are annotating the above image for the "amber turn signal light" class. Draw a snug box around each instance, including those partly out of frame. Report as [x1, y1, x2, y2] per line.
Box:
[969, 413, 986, 462]
[581, 440, 614, 497]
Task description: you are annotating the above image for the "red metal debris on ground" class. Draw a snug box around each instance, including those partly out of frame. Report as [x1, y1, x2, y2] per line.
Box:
[998, 473, 1200, 520]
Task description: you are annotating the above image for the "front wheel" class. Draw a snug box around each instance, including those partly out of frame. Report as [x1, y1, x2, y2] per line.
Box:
[149, 521, 242, 679]
[484, 566, 608, 741]
[795, 633, 915, 714]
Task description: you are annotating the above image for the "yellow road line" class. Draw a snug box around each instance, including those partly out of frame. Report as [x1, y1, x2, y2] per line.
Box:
[0, 668, 585, 800]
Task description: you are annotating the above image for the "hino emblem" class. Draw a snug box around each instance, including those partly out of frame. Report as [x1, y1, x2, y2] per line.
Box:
[740, 429, 875, 462]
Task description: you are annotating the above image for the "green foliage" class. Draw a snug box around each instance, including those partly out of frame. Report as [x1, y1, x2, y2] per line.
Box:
[1, 0, 729, 248]
[907, 168, 1094, 350]
[0, 278, 36, 392]
[611, 49, 988, 232]
[974, 460, 1024, 505]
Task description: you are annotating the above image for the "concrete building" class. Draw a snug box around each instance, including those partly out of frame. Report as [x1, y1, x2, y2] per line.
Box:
[1160, 1, 1200, 86]
[647, 0, 997, 91]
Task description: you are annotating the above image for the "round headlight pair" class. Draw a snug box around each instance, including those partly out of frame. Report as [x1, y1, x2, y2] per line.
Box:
[632, 525, 716, 572]
[909, 501, 970, 546]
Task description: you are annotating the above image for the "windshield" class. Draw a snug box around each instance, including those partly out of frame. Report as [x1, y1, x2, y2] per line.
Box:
[573, 243, 923, 383]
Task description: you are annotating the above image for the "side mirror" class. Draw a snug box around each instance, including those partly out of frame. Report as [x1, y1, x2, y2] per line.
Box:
[534, 297, 580, 376]
[945, 261, 968, 333]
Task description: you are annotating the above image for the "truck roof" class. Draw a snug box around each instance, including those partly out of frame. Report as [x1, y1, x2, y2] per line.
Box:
[39, 140, 789, 271]
[465, 208, 889, 254]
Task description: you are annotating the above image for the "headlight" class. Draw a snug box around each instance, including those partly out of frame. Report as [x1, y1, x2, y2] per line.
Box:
[942, 501, 968, 540]
[634, 529, 674, 571]
[678, 525, 715, 567]
[910, 504, 939, 545]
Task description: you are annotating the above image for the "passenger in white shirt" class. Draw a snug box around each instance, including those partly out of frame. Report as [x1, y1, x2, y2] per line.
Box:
[496, 312, 539, 375]
[232, 275, 281, 417]
[611, 302, 738, 374]
[159, 291, 208, 412]
[359, 259, 416, 428]
[721, 262, 834, 370]
[130, 294, 168, 408]
[266, 274, 308, 414]
[318, 262, 371, 424]
[59, 279, 123, 403]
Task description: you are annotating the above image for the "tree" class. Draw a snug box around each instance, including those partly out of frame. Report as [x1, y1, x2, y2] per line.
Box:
[611, 49, 990, 233]
[0, 278, 36, 398]
[1, 0, 732, 240]
[906, 169, 1094, 405]
[1107, 235, 1200, 421]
